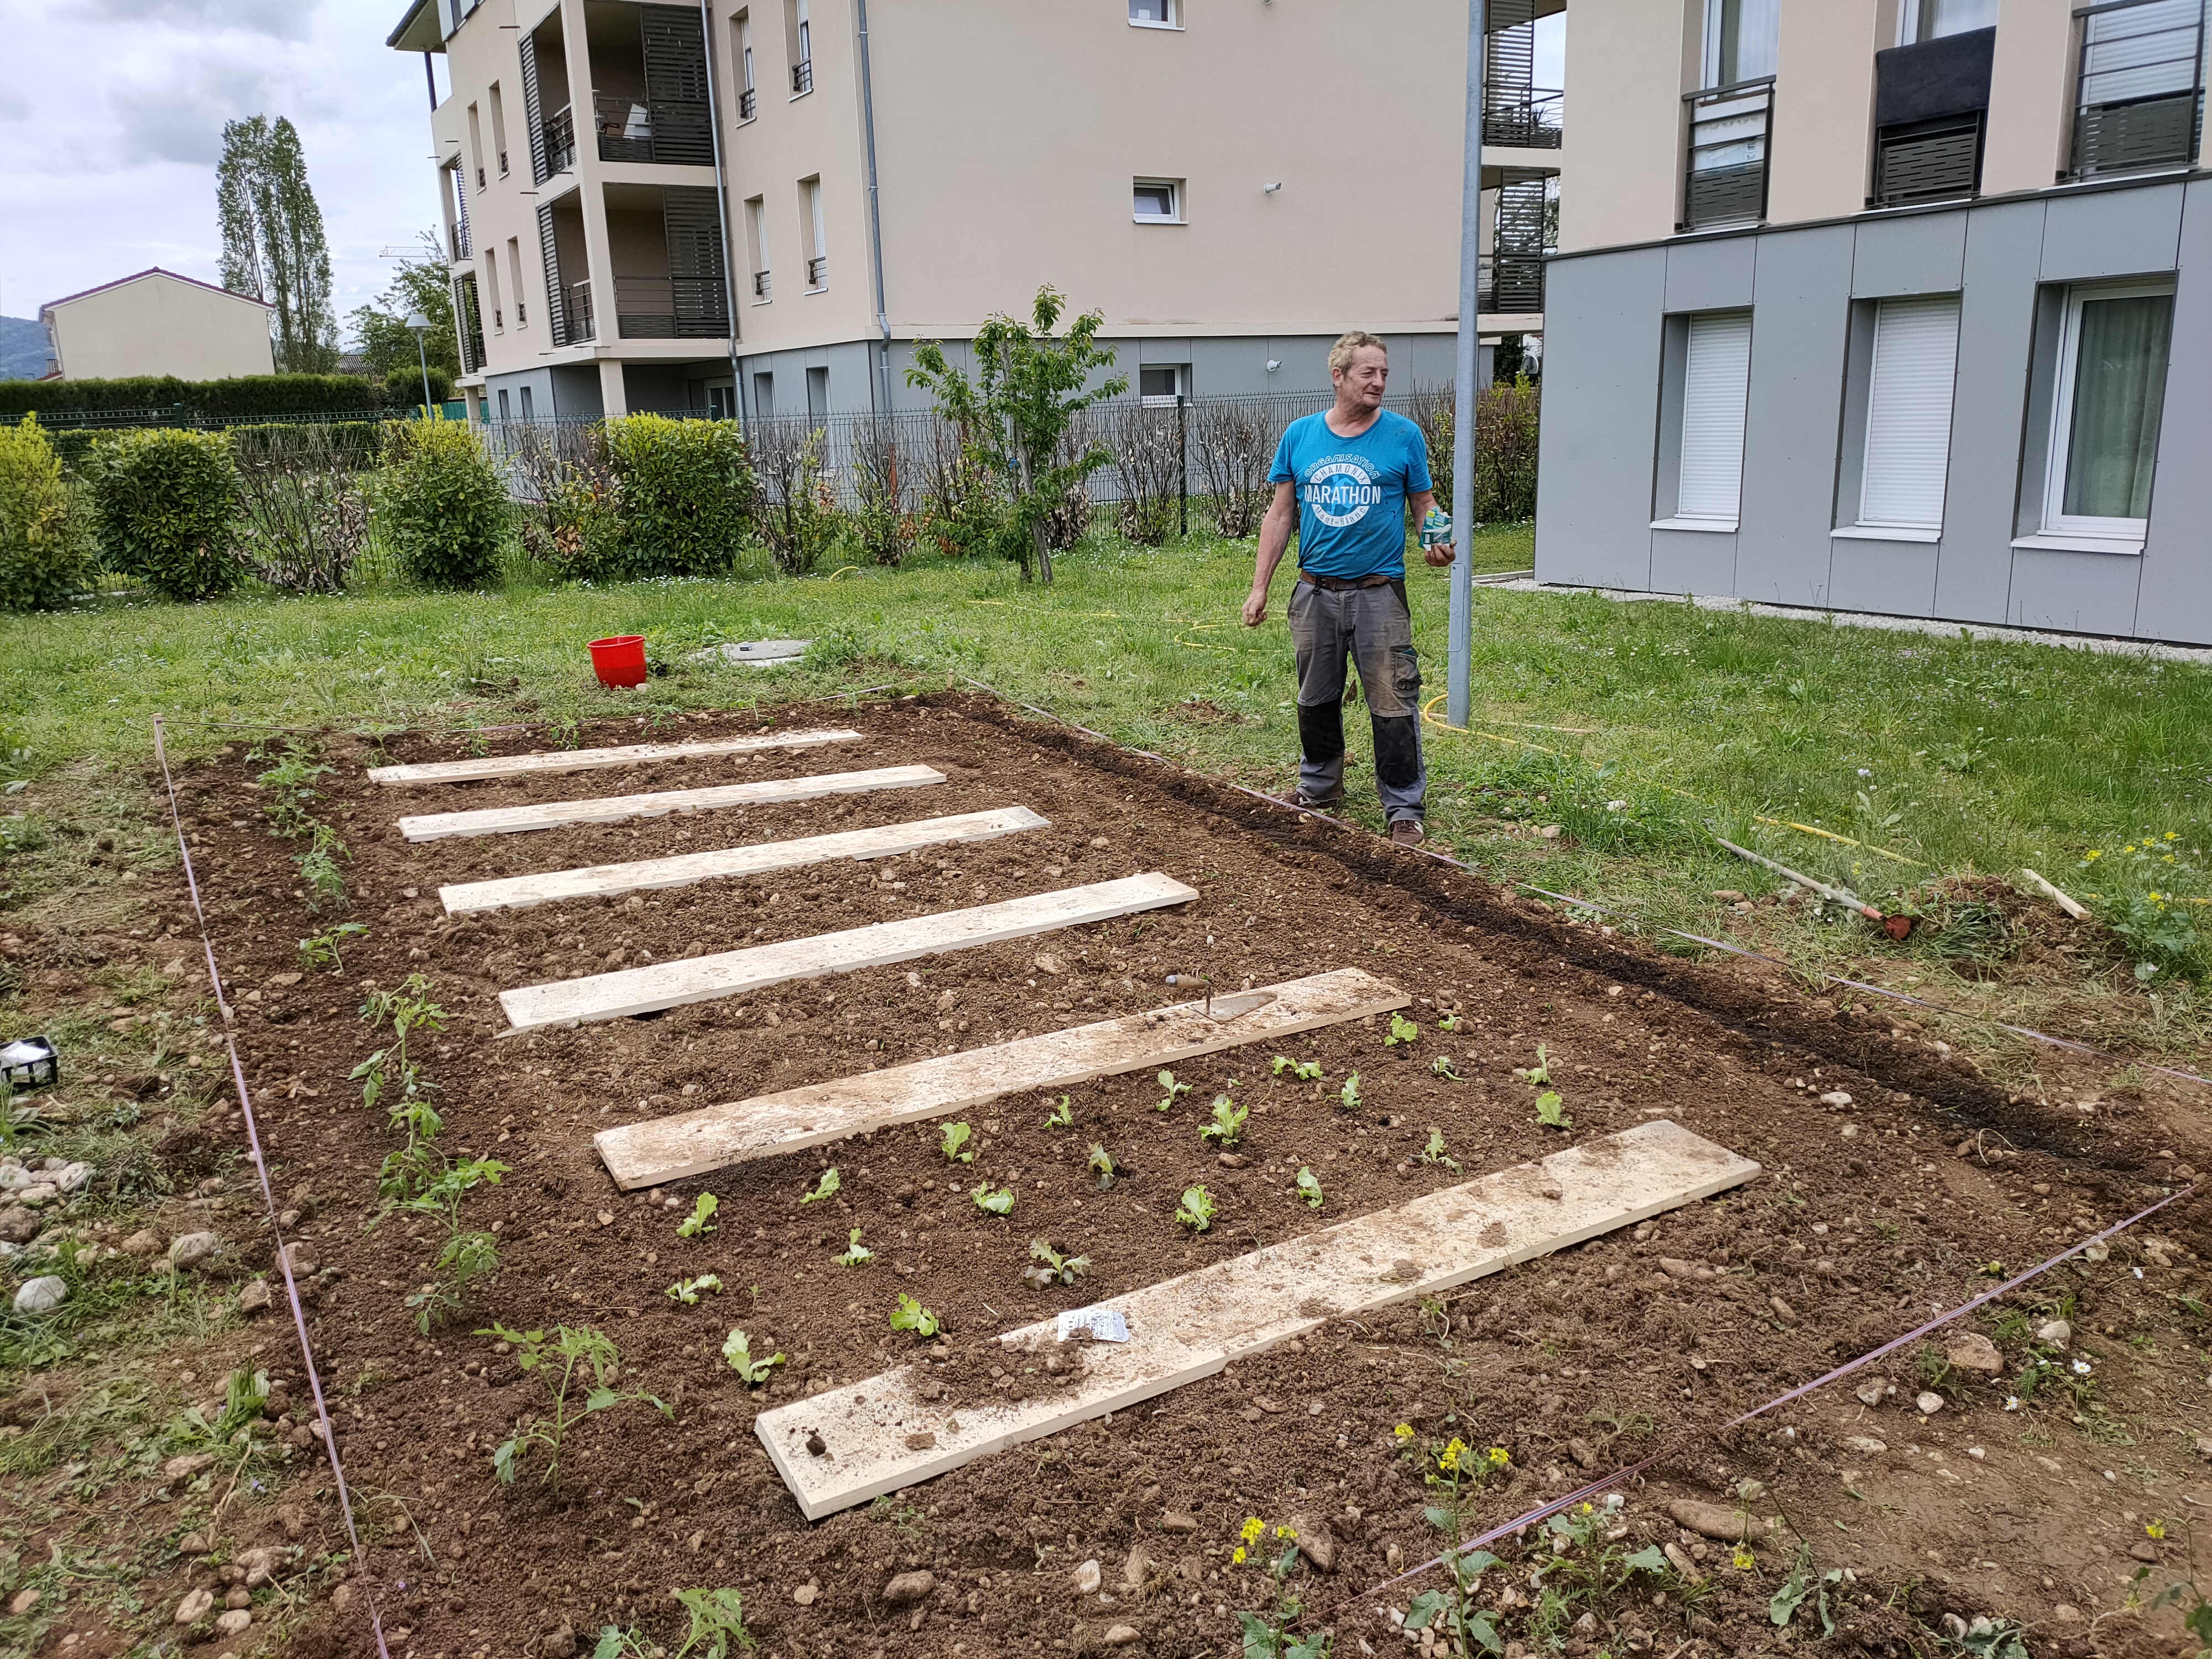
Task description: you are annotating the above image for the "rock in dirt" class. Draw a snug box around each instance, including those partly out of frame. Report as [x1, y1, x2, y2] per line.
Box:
[175, 1589, 215, 1625]
[904, 1431, 936, 1450]
[169, 1231, 222, 1271]
[883, 1571, 936, 1606]
[165, 1453, 216, 1481]
[1769, 1295, 1798, 1324]
[13, 1276, 67, 1314]
[1944, 1333, 2004, 1375]
[1160, 1511, 1198, 1534]
[1568, 1438, 1597, 1469]
[1662, 1543, 1702, 1581]
[540, 1626, 576, 1658]
[1842, 1436, 1888, 1455]
[122, 1228, 164, 1257]
[1916, 1391, 1946, 1415]
[1818, 1091, 1854, 1108]
[1104, 1625, 1142, 1647]
[9, 1590, 40, 1616]
[1072, 1559, 1102, 1596]
[1667, 1500, 1775, 1542]
[216, 1606, 252, 1634]
[236, 1279, 273, 1315]
[178, 1533, 211, 1556]
[276, 1506, 306, 1541]
[1288, 1515, 1336, 1574]
[2130, 1540, 2161, 1563]
[1854, 1380, 1889, 1408]
[1217, 1153, 1250, 1170]
[0, 1208, 36, 1245]
[2037, 1319, 2073, 1349]
[1120, 1545, 1153, 1592]
[791, 1584, 818, 1607]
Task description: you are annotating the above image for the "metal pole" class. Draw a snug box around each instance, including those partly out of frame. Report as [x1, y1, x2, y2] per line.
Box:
[855, 0, 895, 415]
[1447, 0, 1486, 729]
[416, 330, 434, 415]
[700, 0, 745, 438]
[1177, 393, 1188, 539]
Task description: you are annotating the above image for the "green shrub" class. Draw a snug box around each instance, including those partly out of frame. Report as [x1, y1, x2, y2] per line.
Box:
[601, 414, 755, 578]
[0, 416, 98, 610]
[89, 427, 241, 601]
[0, 373, 430, 420]
[370, 418, 510, 590]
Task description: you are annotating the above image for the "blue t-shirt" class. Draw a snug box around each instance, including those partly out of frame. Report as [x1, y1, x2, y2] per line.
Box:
[1269, 408, 1432, 580]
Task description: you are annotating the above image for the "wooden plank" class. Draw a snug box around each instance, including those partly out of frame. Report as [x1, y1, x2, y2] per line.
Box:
[499, 872, 1200, 1035]
[439, 806, 1050, 916]
[593, 966, 1407, 1190]
[394, 765, 944, 843]
[367, 727, 860, 786]
[755, 1120, 1760, 1520]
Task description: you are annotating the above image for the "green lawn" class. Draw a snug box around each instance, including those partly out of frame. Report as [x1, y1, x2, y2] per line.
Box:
[3, 519, 2206, 1071]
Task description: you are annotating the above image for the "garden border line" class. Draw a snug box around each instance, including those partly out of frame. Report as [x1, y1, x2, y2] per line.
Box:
[951, 676, 2212, 1093]
[364, 727, 863, 785]
[150, 684, 915, 737]
[1292, 1181, 2201, 1644]
[152, 714, 393, 1659]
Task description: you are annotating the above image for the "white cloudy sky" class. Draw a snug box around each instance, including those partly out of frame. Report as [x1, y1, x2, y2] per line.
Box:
[0, 0, 446, 327]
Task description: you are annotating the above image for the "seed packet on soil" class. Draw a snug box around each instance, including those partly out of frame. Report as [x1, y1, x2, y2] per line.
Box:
[1055, 1306, 1130, 1343]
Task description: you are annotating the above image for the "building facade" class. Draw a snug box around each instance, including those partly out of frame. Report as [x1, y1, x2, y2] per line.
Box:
[1535, 0, 2210, 645]
[386, 0, 1567, 424]
[39, 269, 276, 382]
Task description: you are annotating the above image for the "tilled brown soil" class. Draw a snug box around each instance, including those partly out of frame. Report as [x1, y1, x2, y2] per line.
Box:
[143, 695, 2212, 1659]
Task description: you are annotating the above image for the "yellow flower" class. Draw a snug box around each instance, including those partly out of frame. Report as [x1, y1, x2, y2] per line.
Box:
[2148, 1520, 2168, 1540]
[1394, 1423, 1415, 1442]
[1240, 1517, 1265, 1546]
[1438, 1437, 1468, 1473]
[1276, 1526, 1296, 1540]
[1578, 1503, 1593, 1515]
[1233, 1546, 1247, 1566]
[2167, 832, 2178, 841]
[2086, 849, 2102, 860]
[1486, 1447, 1510, 1467]
[1732, 1545, 1757, 1571]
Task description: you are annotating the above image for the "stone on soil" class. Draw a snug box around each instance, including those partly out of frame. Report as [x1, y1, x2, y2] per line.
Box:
[13, 1275, 66, 1314]
[1666, 1500, 1776, 1542]
[1120, 1545, 1152, 1591]
[1916, 1391, 1945, 1415]
[237, 1279, 273, 1314]
[1104, 1626, 1142, 1647]
[1072, 1559, 1101, 1596]
[169, 1231, 222, 1271]
[175, 1589, 215, 1625]
[1854, 1380, 1888, 1408]
[883, 1571, 935, 1606]
[122, 1228, 164, 1256]
[541, 1626, 576, 1658]
[0, 1208, 35, 1245]
[2037, 1319, 2073, 1349]
[791, 1584, 818, 1606]
[165, 1453, 216, 1481]
[1944, 1332, 2004, 1375]
[1288, 1515, 1336, 1573]
[1160, 1511, 1197, 1533]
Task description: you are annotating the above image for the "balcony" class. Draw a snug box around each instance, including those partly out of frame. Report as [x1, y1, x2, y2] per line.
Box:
[593, 88, 713, 166]
[1478, 253, 1545, 315]
[476, 163, 487, 189]
[791, 57, 812, 94]
[1871, 27, 1994, 206]
[614, 275, 730, 338]
[605, 184, 730, 338]
[1483, 87, 1563, 149]
[739, 86, 757, 119]
[2069, 0, 2206, 180]
[1681, 80, 1773, 231]
[806, 255, 827, 290]
[544, 106, 577, 174]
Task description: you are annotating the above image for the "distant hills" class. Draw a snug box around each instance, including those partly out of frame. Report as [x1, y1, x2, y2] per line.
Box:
[0, 317, 53, 381]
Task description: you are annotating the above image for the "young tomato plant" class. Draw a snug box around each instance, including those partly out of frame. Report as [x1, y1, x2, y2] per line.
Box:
[479, 1324, 669, 1488]
[670, 1587, 755, 1659]
[800, 1168, 841, 1204]
[1296, 1167, 1324, 1210]
[677, 1194, 718, 1238]
[1024, 1238, 1091, 1289]
[1156, 1069, 1193, 1113]
[400, 1157, 509, 1332]
[721, 1328, 785, 1384]
[1177, 1186, 1216, 1232]
[299, 921, 368, 973]
[1199, 1095, 1248, 1147]
[890, 1294, 942, 1338]
[940, 1122, 975, 1163]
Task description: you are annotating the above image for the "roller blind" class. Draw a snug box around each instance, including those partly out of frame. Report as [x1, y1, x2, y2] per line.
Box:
[1858, 294, 1960, 530]
[1677, 311, 1752, 523]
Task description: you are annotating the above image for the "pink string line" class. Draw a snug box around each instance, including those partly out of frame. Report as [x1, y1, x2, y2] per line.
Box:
[1317, 1181, 2198, 1627]
[951, 676, 2212, 1092]
[150, 716, 394, 1659]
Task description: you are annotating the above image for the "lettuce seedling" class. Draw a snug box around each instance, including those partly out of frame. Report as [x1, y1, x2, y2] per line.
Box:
[1177, 1186, 1216, 1232]
[722, 1328, 785, 1384]
[800, 1168, 841, 1204]
[1514, 1044, 1553, 1086]
[1198, 1096, 1248, 1147]
[834, 1229, 873, 1267]
[1296, 1167, 1324, 1210]
[1438, 1013, 1465, 1034]
[1340, 1072, 1364, 1111]
[1536, 1091, 1572, 1130]
[889, 1293, 942, 1338]
[940, 1121, 975, 1163]
[972, 1183, 1015, 1216]
[1385, 1013, 1421, 1047]
[1420, 1129, 1461, 1172]
[1156, 1069, 1193, 1113]
[1023, 1238, 1092, 1289]
[1271, 1056, 1323, 1082]
[1432, 1057, 1464, 1081]
[676, 1193, 718, 1238]
[1044, 1095, 1074, 1130]
[665, 1275, 723, 1305]
[1088, 1143, 1118, 1191]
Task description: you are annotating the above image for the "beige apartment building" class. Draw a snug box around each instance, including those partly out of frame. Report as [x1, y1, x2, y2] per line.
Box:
[1535, 0, 2211, 644]
[385, 0, 1566, 424]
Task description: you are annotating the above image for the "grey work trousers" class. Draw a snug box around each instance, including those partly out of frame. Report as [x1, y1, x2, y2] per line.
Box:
[1286, 575, 1427, 822]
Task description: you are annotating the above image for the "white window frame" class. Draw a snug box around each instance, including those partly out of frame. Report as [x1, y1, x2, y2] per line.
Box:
[1139, 364, 1187, 405]
[804, 176, 827, 291]
[1702, 0, 1779, 86]
[1133, 178, 1183, 223]
[2038, 277, 2174, 547]
[1657, 309, 1753, 531]
[1896, 0, 2000, 45]
[1853, 293, 1960, 536]
[1129, 0, 1181, 28]
[739, 12, 755, 97]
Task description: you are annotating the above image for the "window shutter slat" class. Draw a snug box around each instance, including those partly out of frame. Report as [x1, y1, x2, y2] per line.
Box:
[1677, 311, 1752, 523]
[1858, 294, 1960, 530]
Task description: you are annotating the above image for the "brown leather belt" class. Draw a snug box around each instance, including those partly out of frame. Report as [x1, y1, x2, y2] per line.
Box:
[1297, 571, 1397, 592]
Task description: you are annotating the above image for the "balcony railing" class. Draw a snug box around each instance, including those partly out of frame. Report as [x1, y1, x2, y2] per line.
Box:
[517, 299, 526, 326]
[791, 57, 812, 93]
[806, 255, 827, 289]
[1483, 87, 1564, 149]
[566, 280, 596, 343]
[1477, 252, 1545, 316]
[2069, 0, 2206, 179]
[1681, 79, 1773, 231]
[591, 92, 715, 166]
[544, 106, 576, 174]
[596, 94, 655, 163]
[614, 275, 731, 339]
[498, 149, 509, 176]
[451, 223, 472, 261]
[753, 269, 771, 299]
[739, 86, 757, 119]
[476, 164, 487, 189]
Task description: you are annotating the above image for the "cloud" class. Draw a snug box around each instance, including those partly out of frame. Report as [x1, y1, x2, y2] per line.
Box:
[108, 52, 281, 166]
[76, 0, 325, 43]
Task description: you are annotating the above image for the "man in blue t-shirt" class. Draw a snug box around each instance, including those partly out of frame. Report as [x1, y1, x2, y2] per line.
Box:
[1242, 331, 1454, 846]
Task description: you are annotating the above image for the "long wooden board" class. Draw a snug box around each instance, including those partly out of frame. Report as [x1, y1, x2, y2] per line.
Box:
[367, 728, 862, 787]
[499, 872, 1199, 1034]
[395, 765, 943, 843]
[439, 806, 1050, 916]
[593, 966, 1406, 1188]
[755, 1120, 1760, 1519]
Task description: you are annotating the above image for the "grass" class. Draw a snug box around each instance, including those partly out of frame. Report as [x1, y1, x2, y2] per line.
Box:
[0, 515, 2207, 1070]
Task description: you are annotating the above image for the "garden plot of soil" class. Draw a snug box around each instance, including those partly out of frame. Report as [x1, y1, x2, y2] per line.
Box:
[160, 696, 2212, 1659]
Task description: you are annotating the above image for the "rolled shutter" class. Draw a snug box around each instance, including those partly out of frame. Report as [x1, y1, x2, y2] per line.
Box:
[520, 33, 548, 187]
[1676, 311, 1752, 523]
[1858, 294, 1960, 531]
[538, 202, 566, 347]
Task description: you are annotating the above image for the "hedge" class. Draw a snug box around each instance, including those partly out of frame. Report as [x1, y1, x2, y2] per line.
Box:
[0, 371, 451, 421]
[369, 419, 510, 589]
[0, 417, 98, 611]
[88, 428, 242, 601]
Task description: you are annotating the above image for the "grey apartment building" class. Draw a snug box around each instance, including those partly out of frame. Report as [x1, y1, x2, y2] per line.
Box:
[1535, 0, 2210, 645]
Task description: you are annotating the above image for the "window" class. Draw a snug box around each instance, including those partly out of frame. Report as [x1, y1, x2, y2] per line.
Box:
[1704, 0, 1778, 86]
[1898, 0, 1997, 43]
[1133, 178, 1182, 221]
[507, 237, 526, 326]
[2041, 280, 2174, 541]
[497, 388, 512, 422]
[1140, 364, 1187, 403]
[519, 385, 534, 420]
[1674, 311, 1752, 525]
[753, 371, 775, 418]
[787, 0, 811, 93]
[467, 101, 486, 189]
[483, 251, 504, 331]
[1129, 0, 1179, 25]
[803, 176, 827, 289]
[806, 366, 830, 419]
[489, 83, 509, 176]
[735, 11, 756, 119]
[745, 195, 770, 300]
[1856, 295, 1960, 532]
[2070, 0, 2206, 179]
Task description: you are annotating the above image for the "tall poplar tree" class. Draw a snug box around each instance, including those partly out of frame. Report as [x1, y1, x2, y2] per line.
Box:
[217, 115, 340, 373]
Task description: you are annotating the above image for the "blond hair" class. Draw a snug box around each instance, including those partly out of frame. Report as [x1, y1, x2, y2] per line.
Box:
[1328, 331, 1389, 375]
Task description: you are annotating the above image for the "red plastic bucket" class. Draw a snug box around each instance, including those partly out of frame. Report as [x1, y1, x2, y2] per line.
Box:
[587, 634, 648, 688]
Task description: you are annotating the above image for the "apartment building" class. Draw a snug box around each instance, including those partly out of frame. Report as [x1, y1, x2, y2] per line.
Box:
[1533, 0, 2209, 645]
[385, 0, 1567, 425]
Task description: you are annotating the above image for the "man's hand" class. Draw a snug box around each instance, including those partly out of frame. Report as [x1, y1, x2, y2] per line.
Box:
[1242, 587, 1269, 627]
[1422, 540, 1456, 569]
